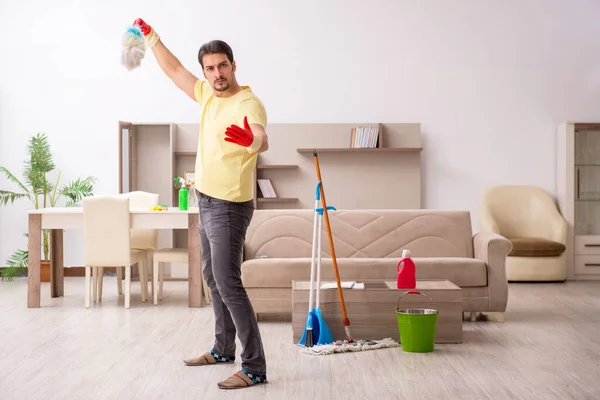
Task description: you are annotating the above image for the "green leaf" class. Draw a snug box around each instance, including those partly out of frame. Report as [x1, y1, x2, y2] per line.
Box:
[23, 133, 55, 201]
[28, 132, 55, 173]
[49, 171, 62, 207]
[60, 176, 97, 207]
[1, 249, 28, 281]
[0, 166, 32, 202]
[0, 190, 29, 207]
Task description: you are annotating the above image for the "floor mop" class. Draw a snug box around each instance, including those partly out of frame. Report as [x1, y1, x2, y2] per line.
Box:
[301, 151, 400, 356]
[298, 181, 335, 347]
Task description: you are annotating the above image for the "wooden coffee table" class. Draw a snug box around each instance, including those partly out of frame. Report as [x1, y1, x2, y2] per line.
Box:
[291, 279, 462, 344]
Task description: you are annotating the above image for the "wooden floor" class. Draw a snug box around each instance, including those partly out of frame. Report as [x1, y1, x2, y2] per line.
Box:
[1, 278, 600, 400]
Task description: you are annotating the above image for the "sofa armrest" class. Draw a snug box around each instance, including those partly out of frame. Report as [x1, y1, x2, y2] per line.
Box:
[473, 232, 513, 312]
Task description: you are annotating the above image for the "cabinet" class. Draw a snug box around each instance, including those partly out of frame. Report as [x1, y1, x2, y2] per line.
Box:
[557, 122, 600, 280]
[118, 121, 176, 245]
[118, 121, 185, 278]
[253, 161, 299, 209]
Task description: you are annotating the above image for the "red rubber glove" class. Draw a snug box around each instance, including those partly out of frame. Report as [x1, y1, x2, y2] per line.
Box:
[225, 116, 256, 147]
[132, 18, 160, 48]
[133, 18, 152, 35]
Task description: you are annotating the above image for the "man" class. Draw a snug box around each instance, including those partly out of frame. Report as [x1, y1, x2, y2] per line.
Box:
[132, 18, 268, 389]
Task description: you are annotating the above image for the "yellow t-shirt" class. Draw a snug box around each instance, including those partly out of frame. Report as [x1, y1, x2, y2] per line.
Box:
[193, 79, 267, 202]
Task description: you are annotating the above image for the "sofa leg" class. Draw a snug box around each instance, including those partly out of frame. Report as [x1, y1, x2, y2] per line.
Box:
[481, 312, 505, 322]
[255, 313, 259, 322]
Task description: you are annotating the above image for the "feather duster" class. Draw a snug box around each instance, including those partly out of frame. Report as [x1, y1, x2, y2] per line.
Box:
[121, 26, 146, 70]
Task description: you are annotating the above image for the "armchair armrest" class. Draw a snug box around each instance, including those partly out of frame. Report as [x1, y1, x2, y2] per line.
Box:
[547, 211, 568, 245]
[473, 232, 513, 312]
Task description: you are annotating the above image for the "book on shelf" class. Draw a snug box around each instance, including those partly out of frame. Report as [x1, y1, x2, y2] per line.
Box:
[257, 178, 278, 198]
[350, 126, 379, 148]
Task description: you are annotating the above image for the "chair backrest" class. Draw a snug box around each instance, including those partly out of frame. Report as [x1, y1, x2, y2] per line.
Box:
[83, 195, 132, 267]
[480, 185, 562, 238]
[118, 191, 159, 250]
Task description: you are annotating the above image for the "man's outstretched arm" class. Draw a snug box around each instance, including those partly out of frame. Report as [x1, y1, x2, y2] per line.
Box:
[133, 18, 199, 102]
[224, 116, 269, 154]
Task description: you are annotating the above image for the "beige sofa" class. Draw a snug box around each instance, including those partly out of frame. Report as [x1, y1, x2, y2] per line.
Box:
[241, 209, 512, 318]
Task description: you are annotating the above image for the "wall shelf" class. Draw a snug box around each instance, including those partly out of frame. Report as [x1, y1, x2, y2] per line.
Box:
[253, 157, 299, 209]
[256, 164, 298, 169]
[257, 197, 298, 203]
[297, 147, 422, 153]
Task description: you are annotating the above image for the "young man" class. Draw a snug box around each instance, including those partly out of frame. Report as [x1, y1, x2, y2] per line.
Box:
[132, 18, 268, 389]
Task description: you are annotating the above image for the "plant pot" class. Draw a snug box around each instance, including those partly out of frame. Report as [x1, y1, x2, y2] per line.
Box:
[41, 261, 51, 282]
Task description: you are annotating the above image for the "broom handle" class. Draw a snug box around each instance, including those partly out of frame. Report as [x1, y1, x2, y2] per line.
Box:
[313, 151, 352, 336]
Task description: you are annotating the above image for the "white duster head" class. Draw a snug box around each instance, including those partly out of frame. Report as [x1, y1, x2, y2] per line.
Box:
[121, 26, 146, 70]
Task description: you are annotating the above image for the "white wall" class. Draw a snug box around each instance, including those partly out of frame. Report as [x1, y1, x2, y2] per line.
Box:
[2, 0, 600, 267]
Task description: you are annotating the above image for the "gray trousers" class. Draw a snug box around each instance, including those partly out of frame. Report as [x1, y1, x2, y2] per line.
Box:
[198, 192, 267, 376]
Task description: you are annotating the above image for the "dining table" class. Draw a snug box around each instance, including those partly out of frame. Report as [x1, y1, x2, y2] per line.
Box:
[26, 206, 203, 308]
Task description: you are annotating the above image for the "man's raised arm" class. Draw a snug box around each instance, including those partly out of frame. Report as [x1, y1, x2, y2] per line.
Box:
[133, 18, 199, 102]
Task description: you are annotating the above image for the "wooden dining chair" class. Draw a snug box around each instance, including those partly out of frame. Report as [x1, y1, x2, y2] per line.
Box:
[152, 248, 210, 305]
[83, 195, 148, 309]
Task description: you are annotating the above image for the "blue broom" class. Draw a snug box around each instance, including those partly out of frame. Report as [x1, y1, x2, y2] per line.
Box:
[297, 189, 319, 347]
[298, 182, 334, 347]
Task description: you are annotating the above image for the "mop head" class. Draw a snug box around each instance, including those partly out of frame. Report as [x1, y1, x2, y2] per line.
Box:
[121, 25, 146, 70]
[300, 337, 399, 356]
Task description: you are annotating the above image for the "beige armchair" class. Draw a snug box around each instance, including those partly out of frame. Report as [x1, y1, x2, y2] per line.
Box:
[480, 185, 568, 282]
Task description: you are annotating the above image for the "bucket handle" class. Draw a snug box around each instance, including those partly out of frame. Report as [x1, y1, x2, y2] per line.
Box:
[395, 290, 438, 312]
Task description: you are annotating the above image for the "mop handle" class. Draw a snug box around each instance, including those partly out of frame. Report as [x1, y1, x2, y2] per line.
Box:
[315, 203, 336, 309]
[307, 196, 320, 313]
[313, 151, 352, 331]
[314, 182, 324, 308]
[316, 206, 323, 308]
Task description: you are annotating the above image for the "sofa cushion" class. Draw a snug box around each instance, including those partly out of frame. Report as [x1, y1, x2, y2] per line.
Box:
[508, 237, 565, 257]
[241, 257, 487, 288]
[243, 209, 475, 260]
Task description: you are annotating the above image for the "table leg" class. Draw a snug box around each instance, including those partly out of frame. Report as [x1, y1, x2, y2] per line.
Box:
[188, 213, 203, 308]
[27, 214, 42, 308]
[50, 229, 64, 297]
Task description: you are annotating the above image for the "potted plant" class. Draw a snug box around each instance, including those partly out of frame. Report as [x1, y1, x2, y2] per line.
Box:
[0, 133, 97, 281]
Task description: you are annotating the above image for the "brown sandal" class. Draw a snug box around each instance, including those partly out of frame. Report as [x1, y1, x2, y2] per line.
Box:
[217, 370, 267, 389]
[183, 350, 235, 366]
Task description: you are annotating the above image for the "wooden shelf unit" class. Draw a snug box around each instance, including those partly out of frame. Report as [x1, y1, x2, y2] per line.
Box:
[557, 121, 600, 280]
[297, 147, 423, 153]
[118, 121, 187, 279]
[119, 119, 423, 229]
[117, 120, 423, 278]
[253, 158, 299, 209]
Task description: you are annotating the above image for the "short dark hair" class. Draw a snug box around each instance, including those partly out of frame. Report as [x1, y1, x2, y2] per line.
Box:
[198, 40, 234, 68]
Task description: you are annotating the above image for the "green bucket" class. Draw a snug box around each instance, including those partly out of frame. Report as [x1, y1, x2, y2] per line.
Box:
[395, 290, 439, 353]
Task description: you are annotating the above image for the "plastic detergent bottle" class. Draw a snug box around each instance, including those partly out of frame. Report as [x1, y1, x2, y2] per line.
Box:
[177, 178, 188, 211]
[397, 249, 416, 289]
